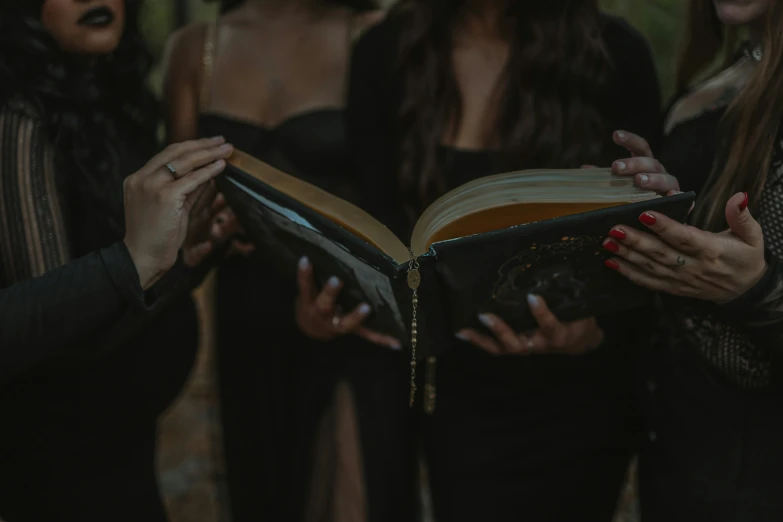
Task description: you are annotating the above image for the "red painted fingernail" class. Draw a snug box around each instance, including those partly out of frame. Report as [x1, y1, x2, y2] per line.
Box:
[739, 192, 748, 211]
[639, 212, 656, 226]
[604, 259, 620, 271]
[603, 240, 619, 252]
[609, 229, 626, 240]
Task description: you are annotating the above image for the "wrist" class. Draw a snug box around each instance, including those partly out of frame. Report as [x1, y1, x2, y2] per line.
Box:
[123, 238, 164, 290]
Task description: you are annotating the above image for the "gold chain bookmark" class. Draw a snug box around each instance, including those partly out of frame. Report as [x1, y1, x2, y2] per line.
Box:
[406, 249, 420, 407]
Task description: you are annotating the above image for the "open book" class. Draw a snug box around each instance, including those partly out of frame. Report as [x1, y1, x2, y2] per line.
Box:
[217, 150, 695, 362]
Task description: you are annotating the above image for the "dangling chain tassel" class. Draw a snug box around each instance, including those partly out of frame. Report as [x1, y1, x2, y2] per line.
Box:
[424, 356, 437, 414]
[406, 250, 420, 407]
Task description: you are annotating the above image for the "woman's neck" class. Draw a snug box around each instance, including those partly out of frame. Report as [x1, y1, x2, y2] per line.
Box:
[458, 0, 509, 40]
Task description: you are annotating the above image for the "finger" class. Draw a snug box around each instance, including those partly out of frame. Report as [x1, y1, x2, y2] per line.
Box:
[334, 303, 372, 334]
[189, 179, 218, 216]
[141, 136, 225, 177]
[612, 156, 664, 176]
[526, 295, 564, 339]
[581, 164, 598, 169]
[725, 191, 764, 248]
[604, 257, 697, 297]
[296, 257, 316, 301]
[183, 241, 214, 268]
[231, 239, 255, 256]
[635, 173, 680, 194]
[602, 235, 684, 275]
[478, 314, 525, 353]
[524, 330, 550, 354]
[171, 159, 228, 199]
[455, 329, 504, 356]
[167, 143, 234, 178]
[613, 130, 652, 157]
[313, 276, 342, 316]
[633, 211, 706, 256]
[355, 327, 402, 350]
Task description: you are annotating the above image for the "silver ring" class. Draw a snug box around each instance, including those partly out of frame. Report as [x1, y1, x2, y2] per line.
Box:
[675, 256, 686, 267]
[165, 163, 177, 176]
[332, 316, 340, 328]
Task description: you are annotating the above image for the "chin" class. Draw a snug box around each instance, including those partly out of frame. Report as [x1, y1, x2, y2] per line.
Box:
[72, 29, 124, 56]
[713, 0, 769, 26]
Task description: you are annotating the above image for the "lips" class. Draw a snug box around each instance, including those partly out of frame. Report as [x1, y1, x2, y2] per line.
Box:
[77, 6, 115, 27]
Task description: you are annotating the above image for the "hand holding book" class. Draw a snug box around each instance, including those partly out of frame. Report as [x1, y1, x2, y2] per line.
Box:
[295, 256, 402, 350]
[610, 130, 680, 196]
[456, 294, 604, 356]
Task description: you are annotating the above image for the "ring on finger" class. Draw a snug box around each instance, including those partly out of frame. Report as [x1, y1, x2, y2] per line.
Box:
[165, 162, 178, 177]
[332, 316, 340, 329]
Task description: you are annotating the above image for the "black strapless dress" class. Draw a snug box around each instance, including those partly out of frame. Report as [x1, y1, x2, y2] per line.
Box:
[199, 110, 416, 522]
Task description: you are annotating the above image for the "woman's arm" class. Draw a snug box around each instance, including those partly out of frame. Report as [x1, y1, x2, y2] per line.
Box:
[162, 23, 205, 143]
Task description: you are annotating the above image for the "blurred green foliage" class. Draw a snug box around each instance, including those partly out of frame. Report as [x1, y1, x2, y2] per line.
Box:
[140, 0, 688, 102]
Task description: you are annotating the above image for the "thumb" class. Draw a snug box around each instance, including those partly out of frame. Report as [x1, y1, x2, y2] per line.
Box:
[725, 192, 763, 247]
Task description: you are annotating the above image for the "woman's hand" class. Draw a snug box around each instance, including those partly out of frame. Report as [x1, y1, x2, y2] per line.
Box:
[295, 257, 402, 350]
[603, 192, 768, 303]
[456, 295, 604, 356]
[611, 130, 680, 196]
[123, 136, 233, 289]
[182, 192, 244, 266]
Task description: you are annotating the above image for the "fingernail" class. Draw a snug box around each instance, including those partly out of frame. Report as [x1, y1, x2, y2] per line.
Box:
[212, 135, 224, 141]
[219, 143, 233, 152]
[603, 239, 619, 252]
[604, 259, 620, 271]
[298, 256, 309, 270]
[617, 131, 627, 140]
[213, 159, 225, 168]
[478, 314, 494, 328]
[358, 303, 371, 315]
[526, 294, 539, 309]
[616, 161, 626, 172]
[639, 212, 656, 226]
[327, 276, 340, 288]
[609, 229, 626, 240]
[739, 192, 749, 211]
[638, 174, 649, 185]
[455, 331, 470, 341]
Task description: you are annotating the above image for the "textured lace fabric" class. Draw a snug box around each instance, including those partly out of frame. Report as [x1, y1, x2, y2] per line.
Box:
[664, 132, 783, 388]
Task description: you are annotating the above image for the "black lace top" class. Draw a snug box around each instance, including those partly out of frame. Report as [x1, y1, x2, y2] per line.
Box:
[658, 106, 783, 389]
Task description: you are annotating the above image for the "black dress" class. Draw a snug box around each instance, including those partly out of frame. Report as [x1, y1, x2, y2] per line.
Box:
[637, 101, 783, 521]
[347, 13, 661, 522]
[0, 100, 202, 522]
[200, 111, 416, 522]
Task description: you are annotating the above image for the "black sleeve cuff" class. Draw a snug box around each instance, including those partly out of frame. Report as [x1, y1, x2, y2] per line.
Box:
[99, 241, 151, 311]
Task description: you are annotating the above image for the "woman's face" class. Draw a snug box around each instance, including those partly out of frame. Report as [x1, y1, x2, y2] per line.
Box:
[712, 0, 769, 26]
[41, 0, 125, 55]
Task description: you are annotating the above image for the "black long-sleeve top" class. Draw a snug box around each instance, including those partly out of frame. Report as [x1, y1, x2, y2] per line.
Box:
[0, 99, 207, 519]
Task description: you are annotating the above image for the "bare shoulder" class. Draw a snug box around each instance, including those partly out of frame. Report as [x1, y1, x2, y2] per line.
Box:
[353, 9, 386, 42]
[162, 21, 209, 80]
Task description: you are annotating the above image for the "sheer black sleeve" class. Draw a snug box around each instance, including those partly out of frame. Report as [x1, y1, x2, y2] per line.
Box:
[346, 20, 409, 239]
[0, 106, 154, 380]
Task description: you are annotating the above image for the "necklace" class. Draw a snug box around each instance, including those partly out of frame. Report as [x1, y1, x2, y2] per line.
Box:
[744, 45, 763, 62]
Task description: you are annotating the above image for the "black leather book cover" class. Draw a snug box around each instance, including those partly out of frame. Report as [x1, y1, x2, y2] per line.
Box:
[216, 167, 410, 342]
[429, 191, 695, 356]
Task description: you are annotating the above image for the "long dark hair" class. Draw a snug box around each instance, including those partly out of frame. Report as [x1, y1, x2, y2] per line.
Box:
[393, 0, 610, 218]
[212, 0, 377, 14]
[0, 1, 158, 232]
[682, 0, 783, 231]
